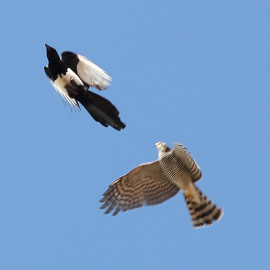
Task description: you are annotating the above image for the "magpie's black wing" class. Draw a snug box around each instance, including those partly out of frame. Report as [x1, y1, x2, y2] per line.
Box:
[61, 52, 111, 90]
[76, 90, 126, 131]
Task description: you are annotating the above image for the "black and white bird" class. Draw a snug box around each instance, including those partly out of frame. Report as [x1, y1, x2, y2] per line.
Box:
[44, 44, 126, 131]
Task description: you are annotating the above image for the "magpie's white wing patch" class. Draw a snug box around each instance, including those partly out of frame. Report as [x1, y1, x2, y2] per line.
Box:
[77, 54, 112, 90]
[50, 79, 80, 110]
[49, 69, 82, 111]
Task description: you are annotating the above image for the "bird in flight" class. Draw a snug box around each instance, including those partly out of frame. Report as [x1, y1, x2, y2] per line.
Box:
[44, 44, 126, 131]
[100, 142, 223, 228]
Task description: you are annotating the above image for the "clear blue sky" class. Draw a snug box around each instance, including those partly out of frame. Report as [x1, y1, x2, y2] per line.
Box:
[0, 1, 269, 269]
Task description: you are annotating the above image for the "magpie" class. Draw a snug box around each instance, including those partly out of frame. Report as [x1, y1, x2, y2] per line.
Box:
[44, 44, 126, 131]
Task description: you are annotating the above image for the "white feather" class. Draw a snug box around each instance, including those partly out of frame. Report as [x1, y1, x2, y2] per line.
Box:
[51, 80, 79, 110]
[50, 68, 83, 111]
[77, 54, 112, 90]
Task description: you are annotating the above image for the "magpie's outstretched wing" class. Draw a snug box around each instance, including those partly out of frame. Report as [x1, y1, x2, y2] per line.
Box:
[61, 52, 111, 90]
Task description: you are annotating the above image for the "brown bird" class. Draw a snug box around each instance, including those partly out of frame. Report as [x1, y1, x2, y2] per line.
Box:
[100, 142, 223, 228]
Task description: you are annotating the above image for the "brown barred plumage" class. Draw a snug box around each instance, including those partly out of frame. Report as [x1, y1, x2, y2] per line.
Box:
[100, 161, 180, 216]
[183, 185, 223, 228]
[100, 142, 223, 228]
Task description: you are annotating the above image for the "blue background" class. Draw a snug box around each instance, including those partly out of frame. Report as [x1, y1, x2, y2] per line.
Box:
[1, 1, 269, 269]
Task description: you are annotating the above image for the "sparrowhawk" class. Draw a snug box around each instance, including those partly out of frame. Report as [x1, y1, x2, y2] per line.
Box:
[100, 142, 223, 228]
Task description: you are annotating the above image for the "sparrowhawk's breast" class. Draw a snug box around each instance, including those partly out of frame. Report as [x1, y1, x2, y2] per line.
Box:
[158, 151, 192, 190]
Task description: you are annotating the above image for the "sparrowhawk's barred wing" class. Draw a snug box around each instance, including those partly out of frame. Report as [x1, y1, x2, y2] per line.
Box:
[172, 143, 202, 183]
[100, 161, 179, 216]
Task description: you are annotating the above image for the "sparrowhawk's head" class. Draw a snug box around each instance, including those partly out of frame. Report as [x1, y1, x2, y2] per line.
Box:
[155, 142, 171, 152]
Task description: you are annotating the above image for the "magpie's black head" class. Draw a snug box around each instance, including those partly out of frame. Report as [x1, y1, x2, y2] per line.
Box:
[45, 44, 60, 63]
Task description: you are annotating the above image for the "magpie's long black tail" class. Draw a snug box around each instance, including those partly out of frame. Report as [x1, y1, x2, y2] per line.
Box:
[76, 90, 126, 131]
